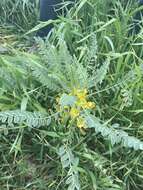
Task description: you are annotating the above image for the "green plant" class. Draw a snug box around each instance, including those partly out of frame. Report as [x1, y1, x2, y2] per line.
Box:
[0, 0, 143, 189]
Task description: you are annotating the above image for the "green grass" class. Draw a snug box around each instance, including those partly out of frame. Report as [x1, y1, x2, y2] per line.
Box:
[0, 0, 143, 189]
[0, 0, 39, 32]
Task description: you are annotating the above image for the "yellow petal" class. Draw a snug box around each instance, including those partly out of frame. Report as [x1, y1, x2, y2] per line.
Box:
[70, 107, 80, 118]
[85, 102, 95, 109]
[77, 117, 86, 129]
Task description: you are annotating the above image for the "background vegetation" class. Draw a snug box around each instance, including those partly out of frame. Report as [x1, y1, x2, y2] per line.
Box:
[0, 0, 143, 189]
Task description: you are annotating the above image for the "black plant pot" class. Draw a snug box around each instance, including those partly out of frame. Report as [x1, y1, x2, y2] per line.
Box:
[37, 0, 61, 37]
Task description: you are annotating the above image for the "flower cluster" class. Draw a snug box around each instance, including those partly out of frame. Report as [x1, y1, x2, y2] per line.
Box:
[57, 88, 95, 131]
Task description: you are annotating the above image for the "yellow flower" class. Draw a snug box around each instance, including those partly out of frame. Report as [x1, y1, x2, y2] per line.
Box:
[72, 88, 88, 100]
[56, 97, 60, 103]
[77, 117, 86, 129]
[84, 101, 95, 109]
[70, 107, 80, 118]
[77, 100, 95, 109]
